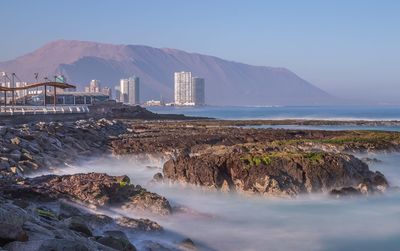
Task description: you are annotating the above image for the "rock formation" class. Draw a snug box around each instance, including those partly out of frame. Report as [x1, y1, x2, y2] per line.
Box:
[163, 149, 388, 197]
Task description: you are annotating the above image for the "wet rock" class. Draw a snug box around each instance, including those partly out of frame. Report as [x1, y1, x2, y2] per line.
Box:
[12, 173, 172, 215]
[178, 238, 197, 251]
[163, 149, 388, 197]
[22, 221, 55, 240]
[4, 239, 91, 251]
[96, 235, 137, 251]
[103, 230, 129, 240]
[153, 172, 164, 182]
[139, 240, 172, 251]
[64, 216, 93, 237]
[361, 157, 383, 164]
[12, 199, 30, 209]
[370, 171, 388, 192]
[0, 203, 30, 228]
[58, 201, 85, 219]
[83, 214, 114, 229]
[121, 191, 172, 216]
[0, 224, 28, 246]
[330, 187, 362, 198]
[9, 150, 22, 161]
[115, 217, 163, 232]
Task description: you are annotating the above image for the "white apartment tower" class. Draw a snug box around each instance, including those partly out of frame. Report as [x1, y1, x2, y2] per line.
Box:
[120, 76, 140, 105]
[174, 71, 193, 105]
[174, 72, 205, 106]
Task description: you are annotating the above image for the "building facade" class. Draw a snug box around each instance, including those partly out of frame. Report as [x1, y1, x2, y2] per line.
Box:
[174, 72, 205, 106]
[192, 77, 205, 106]
[120, 76, 140, 105]
[174, 71, 193, 105]
[85, 79, 101, 93]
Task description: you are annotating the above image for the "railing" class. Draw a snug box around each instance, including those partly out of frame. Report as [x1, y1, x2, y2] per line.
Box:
[0, 105, 90, 116]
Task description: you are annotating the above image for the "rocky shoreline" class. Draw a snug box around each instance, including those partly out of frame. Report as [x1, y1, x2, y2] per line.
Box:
[1, 118, 400, 250]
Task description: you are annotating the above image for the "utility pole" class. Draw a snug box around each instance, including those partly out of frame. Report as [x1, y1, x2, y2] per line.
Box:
[53, 76, 57, 107]
[34, 73, 39, 94]
[11, 73, 15, 109]
[1, 72, 6, 108]
[44, 77, 48, 107]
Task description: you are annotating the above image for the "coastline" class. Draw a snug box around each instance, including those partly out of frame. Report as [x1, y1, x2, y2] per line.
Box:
[1, 116, 400, 250]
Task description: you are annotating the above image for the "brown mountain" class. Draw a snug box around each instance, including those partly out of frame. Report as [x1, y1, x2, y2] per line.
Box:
[0, 40, 338, 105]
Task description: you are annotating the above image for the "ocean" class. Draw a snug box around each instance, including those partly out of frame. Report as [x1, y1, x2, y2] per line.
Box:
[52, 153, 400, 251]
[43, 106, 400, 251]
[148, 105, 400, 121]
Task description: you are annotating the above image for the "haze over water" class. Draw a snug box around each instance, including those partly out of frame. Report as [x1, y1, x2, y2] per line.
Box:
[29, 106, 400, 250]
[25, 106, 399, 250]
[48, 149, 400, 251]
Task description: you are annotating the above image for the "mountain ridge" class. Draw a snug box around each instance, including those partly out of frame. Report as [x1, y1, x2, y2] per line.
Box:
[0, 40, 338, 105]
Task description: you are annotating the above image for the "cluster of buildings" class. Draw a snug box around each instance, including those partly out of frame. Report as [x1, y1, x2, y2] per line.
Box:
[174, 71, 205, 106]
[84, 79, 111, 97]
[115, 76, 140, 105]
[1, 71, 206, 107]
[107, 71, 204, 106]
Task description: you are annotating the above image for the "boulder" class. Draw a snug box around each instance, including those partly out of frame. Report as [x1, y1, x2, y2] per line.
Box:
[163, 150, 389, 197]
[63, 216, 93, 237]
[10, 173, 173, 215]
[330, 187, 362, 198]
[138, 240, 172, 251]
[4, 239, 91, 251]
[152, 173, 164, 182]
[0, 224, 28, 246]
[115, 217, 163, 232]
[178, 238, 197, 251]
[96, 235, 136, 251]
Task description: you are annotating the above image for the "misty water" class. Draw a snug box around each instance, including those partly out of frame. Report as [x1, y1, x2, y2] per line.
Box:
[44, 150, 400, 251]
[34, 106, 400, 250]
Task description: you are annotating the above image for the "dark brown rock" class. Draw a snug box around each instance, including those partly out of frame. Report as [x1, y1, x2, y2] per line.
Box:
[330, 187, 362, 198]
[2, 173, 172, 215]
[178, 238, 197, 250]
[163, 150, 389, 197]
[115, 217, 163, 232]
[0, 223, 29, 246]
[96, 235, 136, 251]
[63, 216, 93, 237]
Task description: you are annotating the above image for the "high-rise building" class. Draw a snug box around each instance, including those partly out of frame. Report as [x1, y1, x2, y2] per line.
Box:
[85, 79, 101, 93]
[120, 76, 140, 105]
[174, 71, 193, 105]
[174, 72, 205, 106]
[192, 77, 205, 106]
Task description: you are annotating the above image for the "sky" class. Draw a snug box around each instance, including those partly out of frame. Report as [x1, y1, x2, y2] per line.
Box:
[1, 0, 400, 103]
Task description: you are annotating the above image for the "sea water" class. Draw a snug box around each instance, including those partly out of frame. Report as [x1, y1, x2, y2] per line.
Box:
[148, 105, 400, 121]
[52, 151, 400, 251]
[42, 106, 400, 250]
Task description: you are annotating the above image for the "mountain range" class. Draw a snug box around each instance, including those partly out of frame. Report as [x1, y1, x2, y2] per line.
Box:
[0, 40, 339, 105]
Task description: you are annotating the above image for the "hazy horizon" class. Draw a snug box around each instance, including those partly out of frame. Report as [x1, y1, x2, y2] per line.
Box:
[1, 0, 399, 104]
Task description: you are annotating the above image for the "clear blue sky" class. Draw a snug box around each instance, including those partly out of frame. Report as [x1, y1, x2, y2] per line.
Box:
[1, 0, 400, 103]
